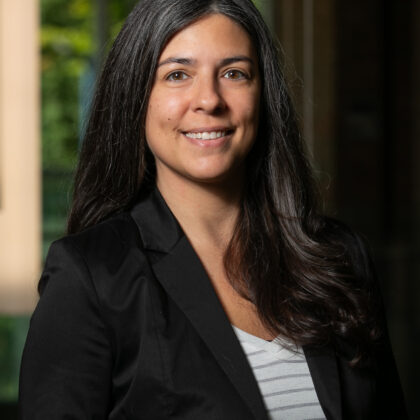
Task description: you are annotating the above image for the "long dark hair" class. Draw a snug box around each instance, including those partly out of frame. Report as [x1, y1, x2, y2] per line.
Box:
[68, 0, 382, 364]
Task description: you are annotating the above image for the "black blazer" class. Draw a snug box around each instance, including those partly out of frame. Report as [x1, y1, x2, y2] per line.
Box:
[19, 189, 407, 419]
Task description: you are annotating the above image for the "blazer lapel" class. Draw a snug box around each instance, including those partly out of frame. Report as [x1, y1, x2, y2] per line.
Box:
[131, 189, 269, 420]
[303, 345, 343, 420]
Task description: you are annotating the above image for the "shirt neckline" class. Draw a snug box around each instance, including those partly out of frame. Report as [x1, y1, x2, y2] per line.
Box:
[232, 325, 301, 357]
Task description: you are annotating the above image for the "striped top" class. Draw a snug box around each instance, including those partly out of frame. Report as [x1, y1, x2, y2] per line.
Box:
[232, 326, 326, 420]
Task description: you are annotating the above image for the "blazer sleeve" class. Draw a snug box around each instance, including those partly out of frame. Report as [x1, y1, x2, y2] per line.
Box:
[351, 232, 409, 418]
[18, 238, 113, 419]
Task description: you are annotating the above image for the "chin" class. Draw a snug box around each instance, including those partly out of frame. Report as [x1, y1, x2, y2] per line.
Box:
[187, 172, 229, 185]
[186, 165, 244, 186]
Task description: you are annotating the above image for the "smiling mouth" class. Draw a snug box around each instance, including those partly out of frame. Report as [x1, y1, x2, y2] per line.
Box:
[183, 128, 234, 140]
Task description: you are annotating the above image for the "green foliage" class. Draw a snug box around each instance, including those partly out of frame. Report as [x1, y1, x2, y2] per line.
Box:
[108, 0, 138, 39]
[41, 0, 137, 249]
[41, 0, 94, 171]
[0, 317, 30, 401]
[40, 0, 136, 172]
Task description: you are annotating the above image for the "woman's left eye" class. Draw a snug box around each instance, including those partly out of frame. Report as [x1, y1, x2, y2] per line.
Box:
[223, 70, 247, 80]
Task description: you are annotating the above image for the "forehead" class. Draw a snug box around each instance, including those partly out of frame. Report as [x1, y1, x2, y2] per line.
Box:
[159, 13, 256, 61]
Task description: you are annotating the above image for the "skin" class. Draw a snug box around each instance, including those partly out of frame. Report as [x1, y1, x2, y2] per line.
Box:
[145, 13, 261, 189]
[145, 14, 273, 340]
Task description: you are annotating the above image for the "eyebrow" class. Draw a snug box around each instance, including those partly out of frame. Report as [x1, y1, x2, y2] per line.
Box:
[157, 55, 254, 68]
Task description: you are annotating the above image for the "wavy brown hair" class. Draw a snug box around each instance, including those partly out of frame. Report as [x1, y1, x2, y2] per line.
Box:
[68, 0, 383, 365]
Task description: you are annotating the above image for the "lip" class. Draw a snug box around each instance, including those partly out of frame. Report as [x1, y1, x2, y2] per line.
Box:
[182, 126, 234, 134]
[181, 126, 234, 148]
[182, 127, 234, 148]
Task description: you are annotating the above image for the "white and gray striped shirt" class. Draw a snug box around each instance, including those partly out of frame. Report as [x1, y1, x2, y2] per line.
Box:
[232, 326, 326, 420]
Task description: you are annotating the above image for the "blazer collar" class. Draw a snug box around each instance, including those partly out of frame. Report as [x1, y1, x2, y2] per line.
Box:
[131, 189, 343, 420]
[130, 188, 183, 254]
[131, 188, 269, 420]
[303, 345, 343, 420]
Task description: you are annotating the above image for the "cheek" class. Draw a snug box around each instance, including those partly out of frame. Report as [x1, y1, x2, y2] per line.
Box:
[165, 95, 185, 111]
[242, 99, 260, 134]
[150, 94, 186, 127]
[145, 101, 161, 154]
[145, 96, 184, 153]
[234, 87, 260, 121]
[250, 94, 261, 133]
[240, 94, 260, 151]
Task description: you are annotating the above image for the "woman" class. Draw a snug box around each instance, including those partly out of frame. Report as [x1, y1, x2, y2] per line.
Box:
[19, 0, 407, 419]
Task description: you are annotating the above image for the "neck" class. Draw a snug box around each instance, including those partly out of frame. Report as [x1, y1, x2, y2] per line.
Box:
[156, 170, 244, 251]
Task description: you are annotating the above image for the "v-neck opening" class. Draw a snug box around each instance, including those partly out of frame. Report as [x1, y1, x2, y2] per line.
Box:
[231, 325, 301, 358]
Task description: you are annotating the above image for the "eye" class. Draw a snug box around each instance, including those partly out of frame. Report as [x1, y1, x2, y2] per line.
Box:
[223, 69, 248, 80]
[166, 71, 189, 81]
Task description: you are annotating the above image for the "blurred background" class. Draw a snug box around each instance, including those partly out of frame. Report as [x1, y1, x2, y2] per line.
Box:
[0, 0, 418, 418]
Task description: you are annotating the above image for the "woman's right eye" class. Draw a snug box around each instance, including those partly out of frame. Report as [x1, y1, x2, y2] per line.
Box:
[166, 71, 189, 81]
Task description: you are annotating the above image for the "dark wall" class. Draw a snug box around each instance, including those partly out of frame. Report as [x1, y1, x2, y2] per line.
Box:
[335, 1, 419, 417]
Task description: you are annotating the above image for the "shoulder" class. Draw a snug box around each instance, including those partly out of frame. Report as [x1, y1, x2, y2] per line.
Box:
[320, 219, 408, 415]
[320, 217, 384, 330]
[320, 217, 389, 351]
[40, 211, 147, 296]
[56, 210, 141, 259]
[64, 211, 142, 259]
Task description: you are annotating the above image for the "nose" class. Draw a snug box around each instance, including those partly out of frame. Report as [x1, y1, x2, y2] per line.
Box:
[191, 75, 226, 114]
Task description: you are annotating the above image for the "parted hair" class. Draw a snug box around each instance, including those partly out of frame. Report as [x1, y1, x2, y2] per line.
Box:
[68, 0, 383, 365]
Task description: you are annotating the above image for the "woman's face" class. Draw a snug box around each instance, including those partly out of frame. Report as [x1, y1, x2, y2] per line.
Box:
[145, 13, 261, 188]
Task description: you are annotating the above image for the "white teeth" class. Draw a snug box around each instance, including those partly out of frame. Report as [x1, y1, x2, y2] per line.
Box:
[185, 130, 227, 140]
